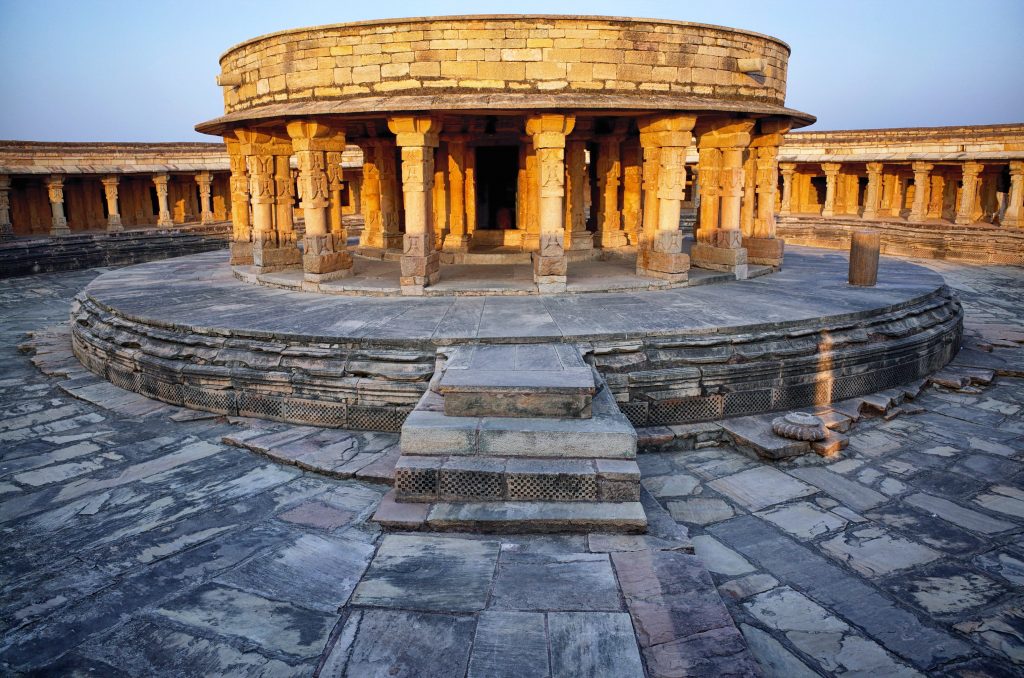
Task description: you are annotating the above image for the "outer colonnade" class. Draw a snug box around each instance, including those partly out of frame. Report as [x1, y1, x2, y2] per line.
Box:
[226, 113, 791, 294]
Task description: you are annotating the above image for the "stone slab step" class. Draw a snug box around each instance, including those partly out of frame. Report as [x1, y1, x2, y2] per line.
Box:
[373, 490, 647, 533]
[394, 455, 640, 503]
[439, 343, 595, 418]
[400, 385, 637, 458]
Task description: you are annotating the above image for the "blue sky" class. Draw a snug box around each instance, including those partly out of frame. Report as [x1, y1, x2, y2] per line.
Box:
[1, 0, 1021, 141]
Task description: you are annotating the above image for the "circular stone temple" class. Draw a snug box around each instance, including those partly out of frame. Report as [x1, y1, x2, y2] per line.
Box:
[195, 15, 815, 294]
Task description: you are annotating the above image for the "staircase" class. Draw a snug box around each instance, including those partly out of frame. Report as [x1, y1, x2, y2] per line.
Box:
[373, 343, 647, 533]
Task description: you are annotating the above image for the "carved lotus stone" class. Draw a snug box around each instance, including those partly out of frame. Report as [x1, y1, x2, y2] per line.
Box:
[771, 411, 827, 441]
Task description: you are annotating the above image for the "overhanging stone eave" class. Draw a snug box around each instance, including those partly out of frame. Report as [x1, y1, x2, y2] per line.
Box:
[194, 94, 815, 137]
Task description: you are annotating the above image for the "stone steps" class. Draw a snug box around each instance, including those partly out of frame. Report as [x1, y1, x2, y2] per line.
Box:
[374, 342, 646, 533]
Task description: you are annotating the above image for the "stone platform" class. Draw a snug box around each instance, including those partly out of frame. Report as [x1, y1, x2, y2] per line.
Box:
[70, 245, 963, 433]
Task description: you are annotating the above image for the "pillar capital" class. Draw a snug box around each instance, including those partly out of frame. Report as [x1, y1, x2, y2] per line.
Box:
[779, 162, 796, 175]
[638, 113, 696, 148]
[388, 115, 441, 148]
[194, 171, 213, 186]
[695, 118, 755, 149]
[962, 161, 984, 177]
[101, 175, 119, 188]
[865, 162, 884, 175]
[286, 120, 347, 151]
[152, 173, 170, 188]
[525, 113, 576, 149]
[912, 162, 934, 174]
[821, 163, 842, 177]
[1010, 160, 1024, 177]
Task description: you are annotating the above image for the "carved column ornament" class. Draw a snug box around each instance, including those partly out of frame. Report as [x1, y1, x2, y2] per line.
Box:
[45, 175, 71, 237]
[195, 172, 215, 224]
[956, 162, 984, 225]
[101, 176, 123, 232]
[862, 163, 884, 219]
[778, 163, 796, 216]
[226, 135, 253, 264]
[821, 163, 841, 218]
[908, 162, 933, 222]
[152, 174, 173, 227]
[1003, 161, 1024, 228]
[525, 113, 575, 292]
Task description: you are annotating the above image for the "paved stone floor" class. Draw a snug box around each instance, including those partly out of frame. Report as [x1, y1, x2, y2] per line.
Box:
[0, 258, 1022, 677]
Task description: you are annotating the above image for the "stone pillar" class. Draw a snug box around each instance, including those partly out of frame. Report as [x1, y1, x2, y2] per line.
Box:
[377, 138, 403, 250]
[597, 122, 628, 248]
[433, 143, 449, 248]
[274, 155, 298, 250]
[443, 136, 469, 251]
[358, 140, 384, 248]
[195, 172, 215, 224]
[1003, 161, 1024, 228]
[522, 139, 540, 250]
[47, 175, 71, 236]
[100, 176, 123, 232]
[464, 147, 477, 240]
[862, 163, 883, 219]
[691, 119, 753, 279]
[636, 114, 694, 282]
[956, 162, 983, 225]
[744, 121, 789, 267]
[388, 115, 441, 295]
[621, 138, 643, 246]
[909, 162, 933, 223]
[564, 134, 592, 250]
[927, 172, 946, 220]
[152, 174, 173, 227]
[981, 168, 1001, 223]
[226, 136, 252, 264]
[891, 173, 907, 219]
[0, 175, 12, 240]
[526, 113, 575, 292]
[326, 151, 346, 239]
[288, 120, 353, 282]
[821, 163, 841, 218]
[779, 163, 795, 215]
[241, 130, 299, 272]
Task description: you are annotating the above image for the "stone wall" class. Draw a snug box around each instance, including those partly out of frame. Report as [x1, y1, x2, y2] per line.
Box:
[215, 15, 793, 115]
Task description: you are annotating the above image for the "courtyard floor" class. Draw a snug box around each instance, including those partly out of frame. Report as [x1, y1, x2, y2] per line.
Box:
[0, 258, 1021, 677]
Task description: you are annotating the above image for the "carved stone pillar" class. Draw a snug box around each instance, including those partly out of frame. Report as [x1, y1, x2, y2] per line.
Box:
[274, 155, 298, 253]
[779, 163, 795, 216]
[641, 143, 662, 250]
[443, 136, 469, 251]
[0, 175, 12, 240]
[636, 114, 694, 282]
[862, 163, 883, 219]
[891, 173, 907, 219]
[241, 130, 299, 271]
[195, 172, 215, 224]
[927, 172, 946, 220]
[358, 140, 383, 248]
[743, 121, 789, 267]
[522, 138, 540, 250]
[99, 176, 123, 232]
[1003, 161, 1024, 228]
[389, 115, 441, 295]
[288, 120, 352, 282]
[956, 162, 984, 225]
[908, 162, 933, 223]
[226, 136, 252, 264]
[464, 148, 477, 239]
[45, 175, 71, 236]
[433, 143, 449, 248]
[597, 122, 628, 248]
[821, 163, 841, 217]
[326, 150, 345, 239]
[564, 134, 592, 250]
[377, 138, 403, 250]
[740, 151, 757, 237]
[621, 138, 643, 246]
[691, 119, 753, 279]
[981, 168, 1001, 223]
[152, 174, 173, 227]
[526, 113, 575, 292]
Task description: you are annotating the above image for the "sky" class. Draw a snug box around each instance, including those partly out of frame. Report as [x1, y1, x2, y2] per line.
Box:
[0, 0, 1021, 142]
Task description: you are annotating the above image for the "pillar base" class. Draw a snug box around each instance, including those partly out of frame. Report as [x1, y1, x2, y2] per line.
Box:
[303, 234, 353, 281]
[598, 230, 629, 249]
[157, 216, 174, 228]
[636, 249, 690, 283]
[533, 253, 567, 293]
[567, 230, 594, 250]
[50, 222, 71, 238]
[0, 224, 13, 241]
[690, 242, 749, 280]
[107, 216, 123, 233]
[201, 213, 216, 225]
[400, 253, 441, 295]
[442, 234, 470, 252]
[230, 241, 254, 266]
[742, 237, 785, 268]
[253, 242, 301, 272]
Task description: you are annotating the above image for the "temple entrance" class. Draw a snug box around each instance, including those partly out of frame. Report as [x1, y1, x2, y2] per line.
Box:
[474, 146, 519, 231]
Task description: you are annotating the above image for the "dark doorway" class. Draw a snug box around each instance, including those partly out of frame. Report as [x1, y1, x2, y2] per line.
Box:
[475, 146, 519, 230]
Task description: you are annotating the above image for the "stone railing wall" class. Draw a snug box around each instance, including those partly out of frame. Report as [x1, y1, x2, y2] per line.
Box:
[215, 15, 793, 115]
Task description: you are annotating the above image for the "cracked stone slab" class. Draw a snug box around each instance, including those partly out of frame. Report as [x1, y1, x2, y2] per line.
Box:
[708, 466, 817, 511]
[490, 551, 622, 611]
[547, 612, 645, 678]
[820, 525, 941, 577]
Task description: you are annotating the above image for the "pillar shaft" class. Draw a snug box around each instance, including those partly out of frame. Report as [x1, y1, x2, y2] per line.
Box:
[152, 174, 172, 227]
[862, 163, 883, 219]
[464, 148, 477, 237]
[377, 139, 403, 250]
[621, 138, 643, 245]
[909, 162, 933, 222]
[779, 163, 795, 216]
[597, 131, 627, 248]
[358, 141, 384, 248]
[564, 137, 592, 250]
[226, 136, 252, 264]
[326, 150, 345, 238]
[101, 176, 122, 232]
[443, 136, 468, 251]
[821, 163, 841, 217]
[0, 175, 12, 240]
[525, 113, 575, 292]
[1004, 161, 1024, 228]
[927, 173, 946, 220]
[274, 155, 296, 244]
[956, 162, 984, 225]
[389, 115, 441, 294]
[195, 172, 214, 224]
[740, 151, 757, 237]
[248, 154, 277, 248]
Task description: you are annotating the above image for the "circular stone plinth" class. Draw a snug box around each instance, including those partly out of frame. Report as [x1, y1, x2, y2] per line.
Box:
[71, 246, 962, 431]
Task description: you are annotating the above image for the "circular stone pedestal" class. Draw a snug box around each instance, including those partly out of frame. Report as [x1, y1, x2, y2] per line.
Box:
[71, 246, 962, 432]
